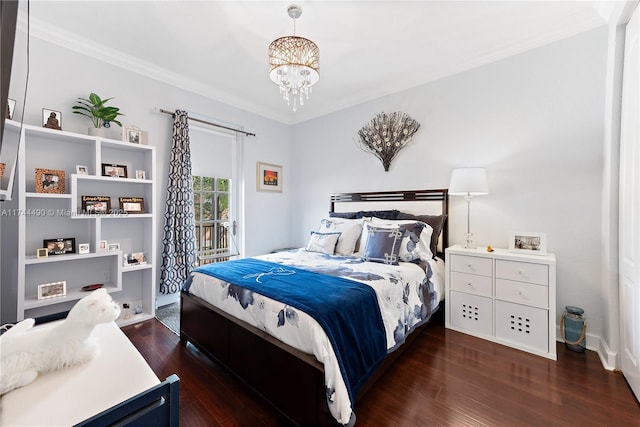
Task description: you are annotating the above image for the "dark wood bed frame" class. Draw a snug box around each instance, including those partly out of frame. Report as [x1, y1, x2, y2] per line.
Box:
[180, 189, 448, 426]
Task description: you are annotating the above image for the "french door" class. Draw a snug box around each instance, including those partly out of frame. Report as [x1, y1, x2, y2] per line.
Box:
[189, 124, 243, 264]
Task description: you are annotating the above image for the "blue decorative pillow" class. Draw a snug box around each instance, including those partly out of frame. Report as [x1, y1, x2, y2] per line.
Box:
[305, 231, 341, 255]
[362, 225, 403, 265]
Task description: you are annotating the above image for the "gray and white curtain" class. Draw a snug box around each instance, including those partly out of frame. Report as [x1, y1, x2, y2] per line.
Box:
[160, 110, 197, 294]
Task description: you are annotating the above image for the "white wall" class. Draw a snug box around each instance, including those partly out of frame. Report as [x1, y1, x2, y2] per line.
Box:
[6, 29, 293, 309]
[291, 28, 609, 341]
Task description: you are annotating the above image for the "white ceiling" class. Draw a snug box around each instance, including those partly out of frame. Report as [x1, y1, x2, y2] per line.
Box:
[23, 1, 612, 124]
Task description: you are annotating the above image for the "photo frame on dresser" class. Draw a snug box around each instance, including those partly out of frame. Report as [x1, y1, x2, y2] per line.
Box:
[509, 231, 547, 255]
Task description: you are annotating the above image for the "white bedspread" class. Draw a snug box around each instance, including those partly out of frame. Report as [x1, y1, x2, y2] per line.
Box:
[187, 250, 443, 425]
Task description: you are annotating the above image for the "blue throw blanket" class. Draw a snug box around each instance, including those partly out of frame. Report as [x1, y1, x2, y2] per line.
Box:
[184, 258, 387, 402]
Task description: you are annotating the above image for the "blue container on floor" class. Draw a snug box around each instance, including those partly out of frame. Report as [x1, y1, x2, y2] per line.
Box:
[561, 306, 586, 352]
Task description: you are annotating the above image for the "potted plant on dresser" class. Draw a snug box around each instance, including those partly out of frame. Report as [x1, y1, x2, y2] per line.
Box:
[72, 93, 124, 137]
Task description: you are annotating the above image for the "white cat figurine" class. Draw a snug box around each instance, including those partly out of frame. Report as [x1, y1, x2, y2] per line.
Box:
[0, 288, 121, 395]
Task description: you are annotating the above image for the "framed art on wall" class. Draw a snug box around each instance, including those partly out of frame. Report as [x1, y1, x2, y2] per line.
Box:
[509, 231, 547, 255]
[256, 162, 282, 193]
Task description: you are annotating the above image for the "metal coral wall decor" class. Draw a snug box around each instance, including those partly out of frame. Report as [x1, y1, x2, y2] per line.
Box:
[356, 111, 421, 171]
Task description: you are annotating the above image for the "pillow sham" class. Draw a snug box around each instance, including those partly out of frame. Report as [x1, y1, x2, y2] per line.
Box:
[305, 232, 341, 255]
[369, 217, 434, 261]
[362, 225, 403, 265]
[317, 218, 363, 255]
[395, 212, 447, 257]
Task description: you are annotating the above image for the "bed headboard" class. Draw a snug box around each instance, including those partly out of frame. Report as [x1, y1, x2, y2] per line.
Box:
[329, 189, 449, 257]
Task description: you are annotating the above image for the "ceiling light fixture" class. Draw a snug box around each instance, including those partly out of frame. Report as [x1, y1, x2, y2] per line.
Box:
[268, 4, 319, 112]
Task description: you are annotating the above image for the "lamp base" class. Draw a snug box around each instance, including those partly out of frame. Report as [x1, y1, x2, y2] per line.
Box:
[463, 232, 476, 249]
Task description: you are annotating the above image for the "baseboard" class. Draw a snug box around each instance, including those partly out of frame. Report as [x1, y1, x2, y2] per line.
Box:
[555, 326, 618, 370]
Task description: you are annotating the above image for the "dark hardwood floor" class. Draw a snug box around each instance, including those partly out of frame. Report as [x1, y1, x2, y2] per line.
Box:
[122, 313, 639, 426]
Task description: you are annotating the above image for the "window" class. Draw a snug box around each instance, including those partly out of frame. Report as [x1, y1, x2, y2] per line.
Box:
[193, 175, 232, 265]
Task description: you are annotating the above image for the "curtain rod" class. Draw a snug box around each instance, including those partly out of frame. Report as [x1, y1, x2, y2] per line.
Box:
[158, 108, 256, 137]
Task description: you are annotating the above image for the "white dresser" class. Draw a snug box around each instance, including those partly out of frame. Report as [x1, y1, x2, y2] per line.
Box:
[445, 245, 557, 360]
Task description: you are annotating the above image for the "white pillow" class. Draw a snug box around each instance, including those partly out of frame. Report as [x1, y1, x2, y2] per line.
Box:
[368, 217, 434, 261]
[317, 218, 363, 255]
[305, 232, 341, 255]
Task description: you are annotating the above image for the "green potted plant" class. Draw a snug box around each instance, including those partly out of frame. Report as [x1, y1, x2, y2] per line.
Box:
[72, 93, 124, 136]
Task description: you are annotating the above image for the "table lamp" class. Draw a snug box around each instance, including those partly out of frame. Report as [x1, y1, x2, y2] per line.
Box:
[449, 167, 489, 249]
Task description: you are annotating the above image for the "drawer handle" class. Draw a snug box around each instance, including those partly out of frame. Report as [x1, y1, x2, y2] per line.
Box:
[518, 271, 523, 275]
[466, 282, 473, 287]
[516, 290, 523, 295]
[467, 264, 473, 268]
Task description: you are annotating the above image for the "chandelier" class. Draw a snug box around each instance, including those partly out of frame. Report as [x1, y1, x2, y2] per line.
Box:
[268, 4, 320, 111]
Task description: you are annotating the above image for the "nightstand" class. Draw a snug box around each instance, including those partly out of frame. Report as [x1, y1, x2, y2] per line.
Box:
[445, 244, 557, 360]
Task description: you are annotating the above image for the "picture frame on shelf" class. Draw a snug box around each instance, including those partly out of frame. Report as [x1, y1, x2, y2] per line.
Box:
[509, 231, 547, 255]
[76, 165, 88, 175]
[135, 170, 145, 180]
[78, 243, 90, 254]
[38, 281, 67, 300]
[101, 163, 128, 178]
[119, 197, 144, 214]
[6, 98, 15, 120]
[35, 168, 65, 194]
[42, 108, 62, 130]
[43, 237, 76, 255]
[36, 248, 48, 258]
[256, 162, 282, 193]
[82, 195, 111, 214]
[124, 252, 146, 266]
[107, 243, 120, 251]
[0, 162, 5, 179]
[123, 125, 144, 144]
[98, 240, 107, 251]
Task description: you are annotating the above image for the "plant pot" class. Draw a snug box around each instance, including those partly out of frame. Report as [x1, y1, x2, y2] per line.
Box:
[88, 127, 109, 137]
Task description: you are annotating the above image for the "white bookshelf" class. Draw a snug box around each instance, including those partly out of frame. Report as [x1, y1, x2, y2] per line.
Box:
[9, 122, 156, 326]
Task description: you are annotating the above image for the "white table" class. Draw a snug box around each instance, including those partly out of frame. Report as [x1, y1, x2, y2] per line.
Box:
[0, 321, 160, 426]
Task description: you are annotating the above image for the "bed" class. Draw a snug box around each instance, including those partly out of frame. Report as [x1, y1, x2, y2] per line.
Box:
[180, 189, 448, 426]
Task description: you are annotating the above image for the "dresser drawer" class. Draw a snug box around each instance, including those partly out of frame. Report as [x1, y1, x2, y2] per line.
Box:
[449, 291, 493, 336]
[450, 272, 492, 297]
[450, 254, 493, 277]
[496, 279, 548, 308]
[496, 259, 548, 286]
[495, 300, 548, 353]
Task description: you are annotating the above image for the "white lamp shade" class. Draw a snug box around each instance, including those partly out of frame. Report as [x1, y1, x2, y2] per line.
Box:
[449, 167, 489, 196]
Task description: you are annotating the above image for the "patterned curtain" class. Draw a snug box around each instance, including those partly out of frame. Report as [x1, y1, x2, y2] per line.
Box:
[160, 110, 197, 294]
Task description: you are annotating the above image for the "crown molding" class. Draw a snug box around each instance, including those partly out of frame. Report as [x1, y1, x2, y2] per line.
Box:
[18, 13, 293, 125]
